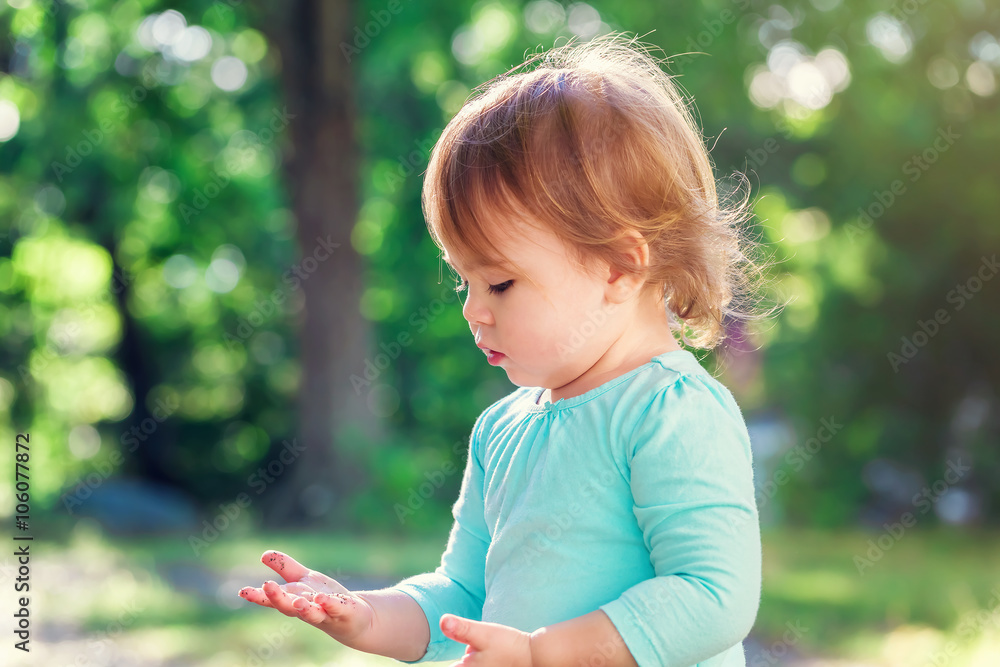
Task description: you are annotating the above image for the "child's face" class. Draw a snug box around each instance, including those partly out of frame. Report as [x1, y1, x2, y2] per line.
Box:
[446, 219, 627, 390]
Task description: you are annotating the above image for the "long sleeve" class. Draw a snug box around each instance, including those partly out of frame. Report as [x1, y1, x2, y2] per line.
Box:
[392, 412, 492, 663]
[599, 374, 762, 667]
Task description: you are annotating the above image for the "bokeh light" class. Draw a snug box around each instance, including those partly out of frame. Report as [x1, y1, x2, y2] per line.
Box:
[0, 99, 20, 141]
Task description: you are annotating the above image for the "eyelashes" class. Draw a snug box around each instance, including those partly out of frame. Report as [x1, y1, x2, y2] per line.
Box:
[454, 278, 513, 296]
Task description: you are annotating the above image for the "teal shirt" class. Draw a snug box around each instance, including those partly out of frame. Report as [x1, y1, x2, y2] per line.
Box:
[394, 349, 761, 666]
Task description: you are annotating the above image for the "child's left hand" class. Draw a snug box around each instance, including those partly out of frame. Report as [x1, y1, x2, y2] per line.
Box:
[439, 613, 534, 667]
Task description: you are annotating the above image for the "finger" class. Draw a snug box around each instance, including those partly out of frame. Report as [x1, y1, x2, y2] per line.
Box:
[314, 592, 342, 616]
[299, 571, 350, 596]
[261, 550, 312, 583]
[441, 614, 485, 649]
[263, 579, 306, 616]
[283, 582, 318, 598]
[292, 597, 329, 625]
[315, 592, 355, 617]
[238, 586, 274, 607]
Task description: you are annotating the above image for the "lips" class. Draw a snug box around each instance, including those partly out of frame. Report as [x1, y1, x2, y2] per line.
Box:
[477, 343, 505, 366]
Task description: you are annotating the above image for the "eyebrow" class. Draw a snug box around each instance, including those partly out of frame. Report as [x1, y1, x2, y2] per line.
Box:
[442, 253, 514, 274]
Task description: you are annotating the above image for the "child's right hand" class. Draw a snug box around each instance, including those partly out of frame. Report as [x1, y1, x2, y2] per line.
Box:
[238, 550, 374, 647]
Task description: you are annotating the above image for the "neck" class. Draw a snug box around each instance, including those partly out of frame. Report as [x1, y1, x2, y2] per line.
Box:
[539, 314, 680, 405]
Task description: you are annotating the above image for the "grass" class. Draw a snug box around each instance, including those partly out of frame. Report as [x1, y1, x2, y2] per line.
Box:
[754, 525, 1000, 664]
[4, 519, 1000, 666]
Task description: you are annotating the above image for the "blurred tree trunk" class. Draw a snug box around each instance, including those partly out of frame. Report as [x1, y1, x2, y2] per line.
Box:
[254, 0, 375, 528]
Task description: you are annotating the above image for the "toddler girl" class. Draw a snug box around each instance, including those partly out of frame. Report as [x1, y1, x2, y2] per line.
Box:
[240, 31, 773, 667]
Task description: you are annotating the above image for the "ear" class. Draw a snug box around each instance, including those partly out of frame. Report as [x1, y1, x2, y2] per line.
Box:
[605, 230, 650, 304]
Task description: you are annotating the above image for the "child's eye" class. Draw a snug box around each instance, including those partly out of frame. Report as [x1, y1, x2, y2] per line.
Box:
[488, 280, 512, 295]
[453, 278, 512, 296]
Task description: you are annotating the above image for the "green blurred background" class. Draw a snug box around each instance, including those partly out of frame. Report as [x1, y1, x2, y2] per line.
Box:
[1, 0, 998, 664]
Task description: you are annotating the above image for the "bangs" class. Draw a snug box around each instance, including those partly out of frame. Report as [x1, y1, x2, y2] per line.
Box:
[437, 169, 530, 278]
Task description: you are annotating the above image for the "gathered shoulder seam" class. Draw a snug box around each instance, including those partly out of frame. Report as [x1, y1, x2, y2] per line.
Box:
[623, 370, 713, 466]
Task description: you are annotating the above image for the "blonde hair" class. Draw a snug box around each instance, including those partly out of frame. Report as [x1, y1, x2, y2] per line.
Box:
[422, 31, 779, 349]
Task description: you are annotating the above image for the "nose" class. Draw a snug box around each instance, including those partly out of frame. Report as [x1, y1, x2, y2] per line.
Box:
[461, 287, 493, 329]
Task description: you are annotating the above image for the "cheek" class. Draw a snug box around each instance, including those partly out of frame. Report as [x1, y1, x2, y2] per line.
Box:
[527, 312, 576, 353]
[515, 299, 564, 332]
[501, 301, 551, 345]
